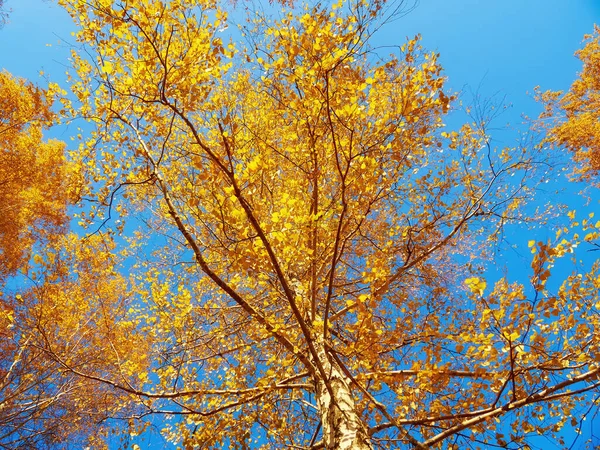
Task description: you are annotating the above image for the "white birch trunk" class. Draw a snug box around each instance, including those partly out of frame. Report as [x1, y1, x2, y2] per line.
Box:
[313, 340, 373, 450]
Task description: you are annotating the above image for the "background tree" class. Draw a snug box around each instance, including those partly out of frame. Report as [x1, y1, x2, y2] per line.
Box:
[0, 71, 73, 282]
[0, 71, 89, 449]
[539, 25, 600, 180]
[46, 0, 600, 448]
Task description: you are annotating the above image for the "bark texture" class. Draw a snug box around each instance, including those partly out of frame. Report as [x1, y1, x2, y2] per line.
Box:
[314, 341, 373, 450]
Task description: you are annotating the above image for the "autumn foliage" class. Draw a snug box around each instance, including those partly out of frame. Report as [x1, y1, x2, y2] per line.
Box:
[1, 0, 599, 449]
[0, 72, 86, 448]
[539, 25, 600, 179]
[0, 72, 73, 281]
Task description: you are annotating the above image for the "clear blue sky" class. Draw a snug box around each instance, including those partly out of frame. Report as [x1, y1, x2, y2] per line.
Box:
[0, 0, 73, 80]
[394, 0, 600, 109]
[1, 0, 599, 448]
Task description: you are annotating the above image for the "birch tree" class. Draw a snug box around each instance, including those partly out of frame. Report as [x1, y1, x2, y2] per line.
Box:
[47, 0, 600, 448]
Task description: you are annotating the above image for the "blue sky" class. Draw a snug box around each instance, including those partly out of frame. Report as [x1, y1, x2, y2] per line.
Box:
[0, 0, 73, 80]
[1, 0, 599, 448]
[2, 0, 599, 97]
[394, 0, 600, 108]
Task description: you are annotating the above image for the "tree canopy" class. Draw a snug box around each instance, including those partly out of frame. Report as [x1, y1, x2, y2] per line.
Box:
[0, 71, 87, 449]
[539, 25, 600, 180]
[0, 71, 78, 281]
[1, 0, 599, 449]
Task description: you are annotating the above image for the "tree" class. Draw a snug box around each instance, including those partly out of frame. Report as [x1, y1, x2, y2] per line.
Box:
[538, 25, 600, 180]
[0, 72, 87, 449]
[0, 71, 74, 282]
[46, 0, 600, 448]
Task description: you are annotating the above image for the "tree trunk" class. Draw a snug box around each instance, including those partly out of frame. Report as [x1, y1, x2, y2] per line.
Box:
[313, 340, 373, 450]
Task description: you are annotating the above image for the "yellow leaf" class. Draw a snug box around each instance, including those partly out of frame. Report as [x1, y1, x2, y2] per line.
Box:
[101, 61, 114, 74]
[465, 277, 486, 296]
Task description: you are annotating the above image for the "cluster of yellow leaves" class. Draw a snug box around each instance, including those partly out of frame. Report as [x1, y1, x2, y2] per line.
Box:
[538, 25, 600, 179]
[464, 276, 486, 296]
[0, 71, 78, 282]
[445, 212, 600, 443]
[30, 233, 152, 382]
